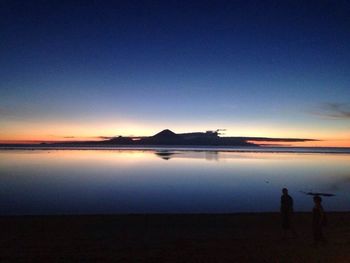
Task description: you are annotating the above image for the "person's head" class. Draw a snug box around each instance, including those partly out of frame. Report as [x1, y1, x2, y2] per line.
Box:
[282, 188, 288, 195]
[313, 195, 322, 204]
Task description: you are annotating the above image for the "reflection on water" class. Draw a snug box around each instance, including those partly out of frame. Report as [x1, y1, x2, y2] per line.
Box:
[0, 149, 349, 215]
[154, 151, 177, 160]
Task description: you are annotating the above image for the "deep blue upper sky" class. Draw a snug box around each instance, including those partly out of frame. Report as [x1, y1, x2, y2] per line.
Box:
[1, 0, 350, 143]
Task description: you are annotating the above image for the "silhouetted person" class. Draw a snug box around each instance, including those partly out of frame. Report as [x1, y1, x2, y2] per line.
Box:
[312, 195, 327, 245]
[280, 188, 297, 238]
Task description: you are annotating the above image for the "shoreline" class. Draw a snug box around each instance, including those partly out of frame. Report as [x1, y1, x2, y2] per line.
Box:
[1, 210, 350, 217]
[2, 212, 350, 262]
[1, 145, 350, 154]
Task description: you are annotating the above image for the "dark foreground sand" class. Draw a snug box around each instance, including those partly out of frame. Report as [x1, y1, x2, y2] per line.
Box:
[1, 213, 350, 262]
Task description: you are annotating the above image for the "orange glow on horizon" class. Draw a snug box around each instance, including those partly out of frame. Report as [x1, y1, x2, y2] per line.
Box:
[1, 121, 349, 147]
[1, 136, 349, 147]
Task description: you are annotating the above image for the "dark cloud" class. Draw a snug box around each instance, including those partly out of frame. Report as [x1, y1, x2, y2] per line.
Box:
[312, 103, 350, 119]
[247, 137, 317, 142]
[61, 136, 115, 140]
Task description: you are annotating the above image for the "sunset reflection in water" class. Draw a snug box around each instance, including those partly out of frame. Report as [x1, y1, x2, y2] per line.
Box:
[1, 149, 349, 215]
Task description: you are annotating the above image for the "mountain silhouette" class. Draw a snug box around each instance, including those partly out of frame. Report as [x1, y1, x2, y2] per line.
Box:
[145, 129, 183, 145]
[21, 129, 317, 147]
[153, 129, 180, 139]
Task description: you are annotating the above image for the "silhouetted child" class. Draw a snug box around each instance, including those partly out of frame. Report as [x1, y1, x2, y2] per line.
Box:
[312, 195, 327, 245]
[280, 188, 297, 238]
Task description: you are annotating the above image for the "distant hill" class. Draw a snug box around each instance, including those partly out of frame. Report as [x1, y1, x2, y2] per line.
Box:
[153, 129, 181, 139]
[101, 129, 255, 146]
[1, 129, 317, 147]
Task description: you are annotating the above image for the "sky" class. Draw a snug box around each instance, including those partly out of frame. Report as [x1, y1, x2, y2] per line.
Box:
[1, 0, 350, 146]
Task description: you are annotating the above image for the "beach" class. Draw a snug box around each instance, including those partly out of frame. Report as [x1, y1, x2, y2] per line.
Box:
[1, 212, 350, 262]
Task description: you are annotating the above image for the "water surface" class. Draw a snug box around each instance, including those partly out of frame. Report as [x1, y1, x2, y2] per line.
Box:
[1, 149, 349, 215]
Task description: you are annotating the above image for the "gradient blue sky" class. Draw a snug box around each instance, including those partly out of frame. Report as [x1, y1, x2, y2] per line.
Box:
[1, 0, 350, 145]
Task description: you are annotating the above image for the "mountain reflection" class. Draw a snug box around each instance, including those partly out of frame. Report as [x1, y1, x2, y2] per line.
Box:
[154, 151, 177, 160]
[154, 150, 219, 161]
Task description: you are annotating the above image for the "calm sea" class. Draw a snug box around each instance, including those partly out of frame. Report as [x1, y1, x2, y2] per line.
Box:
[1, 147, 349, 215]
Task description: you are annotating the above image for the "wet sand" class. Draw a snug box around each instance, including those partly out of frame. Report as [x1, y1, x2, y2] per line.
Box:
[1, 212, 350, 262]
